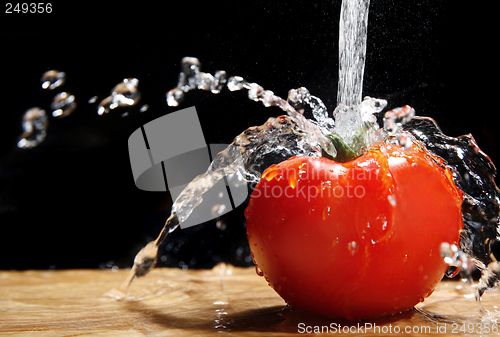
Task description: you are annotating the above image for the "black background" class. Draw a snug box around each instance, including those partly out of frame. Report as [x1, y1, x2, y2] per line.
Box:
[0, 1, 495, 270]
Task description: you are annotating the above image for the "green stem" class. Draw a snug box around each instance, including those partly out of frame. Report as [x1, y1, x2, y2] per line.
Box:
[323, 132, 359, 162]
[323, 124, 374, 163]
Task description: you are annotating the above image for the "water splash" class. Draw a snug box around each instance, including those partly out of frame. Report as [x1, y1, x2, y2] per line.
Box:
[41, 70, 65, 90]
[97, 78, 141, 115]
[440, 242, 470, 279]
[166, 57, 227, 107]
[121, 56, 325, 284]
[405, 117, 500, 297]
[18, 70, 153, 150]
[167, 57, 336, 158]
[17, 107, 48, 149]
[328, 97, 387, 161]
[50, 92, 76, 118]
[383, 105, 415, 150]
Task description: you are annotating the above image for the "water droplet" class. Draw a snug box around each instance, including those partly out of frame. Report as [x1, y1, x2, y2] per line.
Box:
[213, 300, 229, 306]
[166, 87, 184, 107]
[166, 57, 228, 107]
[397, 134, 413, 150]
[227, 76, 247, 91]
[113, 78, 141, 102]
[17, 107, 48, 149]
[255, 266, 264, 277]
[139, 104, 149, 113]
[97, 96, 114, 115]
[322, 206, 331, 220]
[383, 106, 415, 150]
[216, 219, 227, 231]
[261, 90, 276, 107]
[440, 242, 471, 279]
[384, 105, 415, 129]
[445, 265, 461, 278]
[247, 83, 264, 102]
[387, 194, 396, 207]
[41, 70, 65, 90]
[347, 241, 358, 256]
[211, 204, 227, 217]
[50, 92, 76, 118]
[196, 72, 214, 91]
[97, 78, 141, 115]
[180, 57, 201, 91]
[440, 242, 459, 265]
[211, 70, 227, 94]
[287, 87, 334, 131]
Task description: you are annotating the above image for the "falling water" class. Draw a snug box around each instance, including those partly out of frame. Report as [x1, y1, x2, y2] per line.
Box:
[337, 0, 370, 107]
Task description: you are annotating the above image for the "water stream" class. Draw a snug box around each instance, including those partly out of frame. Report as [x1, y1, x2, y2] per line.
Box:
[337, 0, 370, 107]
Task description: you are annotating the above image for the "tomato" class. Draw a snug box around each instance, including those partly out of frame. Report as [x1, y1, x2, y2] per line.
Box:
[245, 143, 463, 321]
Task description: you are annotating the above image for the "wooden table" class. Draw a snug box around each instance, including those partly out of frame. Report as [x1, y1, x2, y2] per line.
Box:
[1, 264, 499, 336]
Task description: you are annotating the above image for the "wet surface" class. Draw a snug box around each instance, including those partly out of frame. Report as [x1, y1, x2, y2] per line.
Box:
[1, 264, 499, 336]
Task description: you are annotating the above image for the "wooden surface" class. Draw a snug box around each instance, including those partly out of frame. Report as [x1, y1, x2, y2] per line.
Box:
[1, 264, 499, 336]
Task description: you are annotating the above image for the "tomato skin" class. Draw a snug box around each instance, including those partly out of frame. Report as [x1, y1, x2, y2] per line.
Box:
[245, 143, 463, 321]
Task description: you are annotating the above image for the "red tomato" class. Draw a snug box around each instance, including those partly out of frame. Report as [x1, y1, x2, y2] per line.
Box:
[245, 143, 463, 321]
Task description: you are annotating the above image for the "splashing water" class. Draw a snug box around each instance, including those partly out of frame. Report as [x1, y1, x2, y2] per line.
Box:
[50, 92, 76, 118]
[17, 107, 49, 149]
[440, 242, 475, 280]
[166, 57, 227, 107]
[41, 70, 66, 91]
[17, 72, 151, 148]
[97, 78, 141, 115]
[406, 117, 500, 298]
